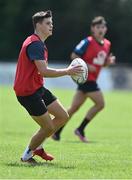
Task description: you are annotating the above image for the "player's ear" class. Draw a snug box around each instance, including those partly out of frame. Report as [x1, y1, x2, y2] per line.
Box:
[36, 22, 40, 29]
[36, 21, 43, 29]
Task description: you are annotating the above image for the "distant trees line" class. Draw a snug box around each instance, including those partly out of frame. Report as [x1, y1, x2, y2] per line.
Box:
[0, 0, 132, 64]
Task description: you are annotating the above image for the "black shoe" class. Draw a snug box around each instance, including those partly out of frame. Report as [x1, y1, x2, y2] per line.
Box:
[52, 133, 60, 141]
[21, 157, 38, 165]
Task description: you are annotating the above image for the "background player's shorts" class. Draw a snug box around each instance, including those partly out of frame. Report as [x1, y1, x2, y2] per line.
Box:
[17, 87, 57, 116]
[77, 81, 100, 93]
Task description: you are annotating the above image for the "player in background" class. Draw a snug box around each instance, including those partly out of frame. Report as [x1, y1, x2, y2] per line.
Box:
[14, 10, 83, 164]
[53, 16, 116, 142]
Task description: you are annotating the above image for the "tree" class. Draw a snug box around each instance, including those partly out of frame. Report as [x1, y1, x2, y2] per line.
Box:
[0, 0, 132, 64]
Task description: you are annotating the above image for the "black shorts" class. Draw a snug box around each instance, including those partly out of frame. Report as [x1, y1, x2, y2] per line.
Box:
[77, 81, 100, 93]
[17, 87, 57, 116]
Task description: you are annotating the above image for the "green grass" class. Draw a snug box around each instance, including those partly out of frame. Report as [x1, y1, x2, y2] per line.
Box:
[0, 87, 132, 179]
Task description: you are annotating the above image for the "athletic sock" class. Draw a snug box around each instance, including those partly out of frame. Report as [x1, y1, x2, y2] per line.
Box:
[22, 147, 33, 161]
[78, 118, 90, 133]
[55, 125, 65, 136]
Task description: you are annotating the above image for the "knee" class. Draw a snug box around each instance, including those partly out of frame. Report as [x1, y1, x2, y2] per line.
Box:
[69, 104, 80, 114]
[96, 101, 105, 111]
[61, 111, 69, 122]
[45, 125, 55, 137]
[57, 110, 69, 127]
[48, 124, 55, 133]
[40, 124, 55, 137]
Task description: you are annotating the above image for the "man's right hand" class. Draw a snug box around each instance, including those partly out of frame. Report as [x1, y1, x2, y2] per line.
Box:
[66, 65, 84, 76]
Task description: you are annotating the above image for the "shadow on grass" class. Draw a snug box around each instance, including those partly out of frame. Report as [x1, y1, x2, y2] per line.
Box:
[64, 140, 97, 144]
[4, 161, 76, 169]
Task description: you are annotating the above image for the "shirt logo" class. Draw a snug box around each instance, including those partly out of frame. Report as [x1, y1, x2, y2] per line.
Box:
[93, 51, 107, 65]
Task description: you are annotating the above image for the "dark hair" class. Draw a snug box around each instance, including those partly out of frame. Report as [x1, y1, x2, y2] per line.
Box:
[32, 10, 52, 29]
[91, 16, 107, 26]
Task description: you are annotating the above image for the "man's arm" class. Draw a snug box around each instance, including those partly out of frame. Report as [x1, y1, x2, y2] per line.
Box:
[34, 60, 83, 77]
[70, 38, 96, 73]
[27, 41, 83, 77]
[104, 53, 116, 67]
[70, 52, 80, 60]
[70, 38, 89, 60]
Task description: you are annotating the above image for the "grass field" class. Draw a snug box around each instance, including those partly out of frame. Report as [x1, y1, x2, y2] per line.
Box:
[0, 87, 132, 179]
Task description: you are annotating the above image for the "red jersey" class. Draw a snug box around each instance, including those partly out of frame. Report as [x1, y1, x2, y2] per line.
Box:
[74, 36, 111, 81]
[14, 34, 48, 96]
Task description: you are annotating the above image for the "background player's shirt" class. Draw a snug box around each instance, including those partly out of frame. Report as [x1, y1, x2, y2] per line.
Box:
[14, 34, 48, 96]
[73, 36, 111, 81]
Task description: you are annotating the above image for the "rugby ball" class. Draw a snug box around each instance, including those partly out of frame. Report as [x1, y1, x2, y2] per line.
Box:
[70, 58, 88, 84]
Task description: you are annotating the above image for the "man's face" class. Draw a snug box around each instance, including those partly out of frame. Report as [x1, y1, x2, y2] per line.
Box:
[38, 17, 53, 37]
[91, 24, 107, 38]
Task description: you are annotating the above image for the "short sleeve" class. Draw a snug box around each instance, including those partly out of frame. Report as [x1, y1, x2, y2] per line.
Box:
[26, 41, 45, 61]
[73, 38, 89, 56]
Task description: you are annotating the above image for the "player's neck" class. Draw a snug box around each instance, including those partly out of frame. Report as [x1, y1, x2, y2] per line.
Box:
[34, 31, 48, 42]
[93, 36, 104, 45]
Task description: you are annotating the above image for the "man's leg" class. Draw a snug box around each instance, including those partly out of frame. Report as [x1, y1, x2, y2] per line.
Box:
[29, 112, 55, 149]
[22, 111, 55, 162]
[47, 99, 69, 133]
[52, 90, 87, 140]
[22, 99, 69, 162]
[76, 90, 105, 142]
[19, 86, 68, 163]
